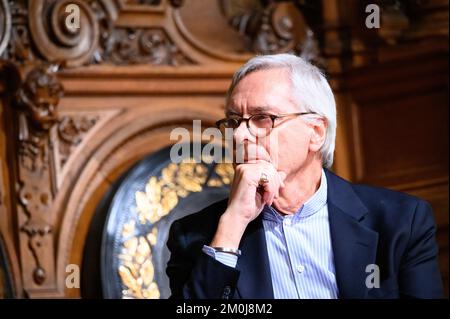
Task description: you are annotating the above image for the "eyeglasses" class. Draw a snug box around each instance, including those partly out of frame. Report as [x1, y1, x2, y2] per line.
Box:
[216, 112, 317, 137]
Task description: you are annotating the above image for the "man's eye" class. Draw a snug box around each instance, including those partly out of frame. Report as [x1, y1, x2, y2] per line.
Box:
[252, 115, 272, 124]
[252, 115, 269, 121]
[227, 118, 240, 127]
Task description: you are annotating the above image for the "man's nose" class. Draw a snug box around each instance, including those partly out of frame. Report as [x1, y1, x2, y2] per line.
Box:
[233, 119, 254, 144]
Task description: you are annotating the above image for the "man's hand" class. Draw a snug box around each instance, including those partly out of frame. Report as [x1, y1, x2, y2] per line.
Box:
[210, 160, 286, 249]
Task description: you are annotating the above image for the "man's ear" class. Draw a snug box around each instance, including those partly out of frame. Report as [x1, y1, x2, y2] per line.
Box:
[309, 118, 327, 153]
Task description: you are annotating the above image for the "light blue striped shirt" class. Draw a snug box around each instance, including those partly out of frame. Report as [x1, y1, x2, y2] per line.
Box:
[203, 169, 339, 299]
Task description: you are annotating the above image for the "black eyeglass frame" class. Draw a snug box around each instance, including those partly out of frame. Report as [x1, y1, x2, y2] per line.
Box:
[215, 112, 318, 137]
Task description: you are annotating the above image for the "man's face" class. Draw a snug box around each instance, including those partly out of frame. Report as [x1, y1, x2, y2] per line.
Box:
[226, 68, 314, 176]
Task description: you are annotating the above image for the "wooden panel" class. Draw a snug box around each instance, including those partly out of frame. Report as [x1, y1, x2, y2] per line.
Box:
[345, 52, 449, 188]
[358, 90, 448, 186]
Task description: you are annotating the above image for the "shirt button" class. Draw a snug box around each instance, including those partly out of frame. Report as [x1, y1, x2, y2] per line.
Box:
[222, 286, 232, 299]
[297, 265, 305, 273]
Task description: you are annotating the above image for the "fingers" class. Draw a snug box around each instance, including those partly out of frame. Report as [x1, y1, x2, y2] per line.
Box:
[262, 177, 275, 206]
[257, 164, 282, 206]
[234, 160, 286, 207]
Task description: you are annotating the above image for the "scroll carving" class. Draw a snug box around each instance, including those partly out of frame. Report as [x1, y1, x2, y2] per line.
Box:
[3, 0, 193, 67]
[28, 0, 100, 67]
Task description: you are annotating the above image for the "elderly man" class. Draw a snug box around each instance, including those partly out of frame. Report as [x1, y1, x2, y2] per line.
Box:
[166, 54, 443, 299]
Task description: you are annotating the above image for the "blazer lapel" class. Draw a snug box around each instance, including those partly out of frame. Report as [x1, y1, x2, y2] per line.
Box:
[236, 216, 274, 298]
[326, 170, 379, 299]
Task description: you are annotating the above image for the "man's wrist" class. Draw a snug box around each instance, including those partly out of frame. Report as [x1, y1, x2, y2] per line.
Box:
[202, 245, 239, 268]
[210, 210, 248, 248]
[211, 246, 242, 256]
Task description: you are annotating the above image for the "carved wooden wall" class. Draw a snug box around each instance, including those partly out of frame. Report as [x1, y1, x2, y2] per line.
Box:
[0, 0, 448, 298]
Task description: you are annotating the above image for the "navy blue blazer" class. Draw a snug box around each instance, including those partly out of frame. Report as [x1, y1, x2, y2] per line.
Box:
[166, 169, 444, 299]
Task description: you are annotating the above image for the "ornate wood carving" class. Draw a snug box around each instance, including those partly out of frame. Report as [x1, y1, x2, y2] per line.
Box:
[376, 0, 449, 44]
[3, 0, 325, 69]
[57, 115, 99, 169]
[220, 0, 320, 58]
[171, 0, 321, 63]
[15, 65, 63, 286]
[12, 66, 107, 291]
[4, 0, 193, 67]
[324, 0, 450, 72]
[4, 1, 36, 63]
[99, 28, 192, 65]
[5, 0, 443, 71]
[28, 0, 100, 67]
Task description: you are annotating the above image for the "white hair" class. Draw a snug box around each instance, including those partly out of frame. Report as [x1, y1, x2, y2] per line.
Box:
[226, 53, 337, 168]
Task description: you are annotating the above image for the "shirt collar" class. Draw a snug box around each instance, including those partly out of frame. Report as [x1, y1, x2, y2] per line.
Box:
[262, 169, 328, 223]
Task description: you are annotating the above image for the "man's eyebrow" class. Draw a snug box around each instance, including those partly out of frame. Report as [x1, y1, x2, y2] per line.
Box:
[225, 106, 276, 117]
[225, 110, 240, 116]
[250, 106, 271, 114]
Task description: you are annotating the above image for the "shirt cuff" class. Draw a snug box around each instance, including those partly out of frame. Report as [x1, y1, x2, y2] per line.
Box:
[202, 245, 239, 268]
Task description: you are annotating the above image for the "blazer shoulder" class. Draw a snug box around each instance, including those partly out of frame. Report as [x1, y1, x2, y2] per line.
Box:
[351, 182, 432, 221]
[326, 169, 429, 219]
[352, 182, 426, 204]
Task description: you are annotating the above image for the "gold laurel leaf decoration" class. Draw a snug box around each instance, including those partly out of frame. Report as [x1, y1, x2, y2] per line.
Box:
[120, 159, 234, 299]
[147, 228, 158, 246]
[140, 259, 154, 287]
[123, 237, 138, 255]
[118, 265, 140, 298]
[142, 282, 160, 299]
[121, 220, 136, 238]
[207, 178, 222, 187]
[135, 237, 151, 265]
[161, 189, 178, 215]
[119, 235, 156, 299]
[215, 163, 235, 185]
[124, 261, 139, 279]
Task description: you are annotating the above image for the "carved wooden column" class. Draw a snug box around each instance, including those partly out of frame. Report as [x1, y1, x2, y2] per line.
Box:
[1, 0, 110, 296]
[14, 65, 63, 291]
